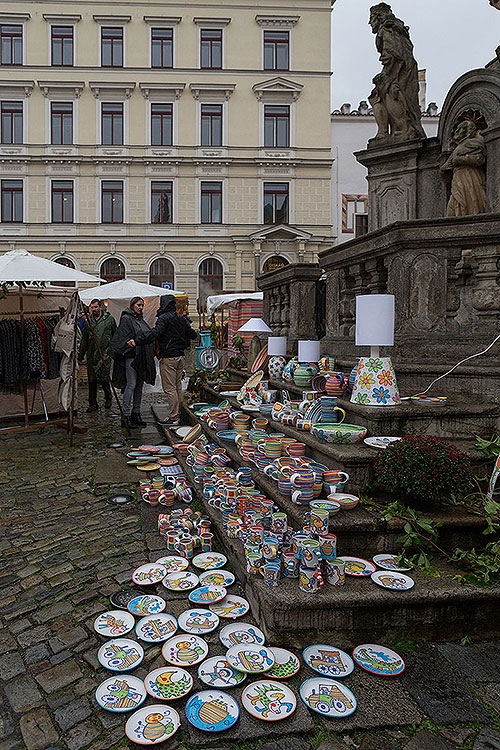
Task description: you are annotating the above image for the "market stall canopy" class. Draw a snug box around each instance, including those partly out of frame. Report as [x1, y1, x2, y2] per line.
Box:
[0, 248, 100, 283]
[79, 278, 183, 302]
[206, 291, 263, 314]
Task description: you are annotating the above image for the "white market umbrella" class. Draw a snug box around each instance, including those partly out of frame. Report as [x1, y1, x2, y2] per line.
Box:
[0, 248, 100, 283]
[79, 278, 183, 302]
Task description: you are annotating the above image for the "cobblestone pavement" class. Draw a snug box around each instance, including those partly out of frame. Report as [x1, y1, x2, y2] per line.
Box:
[0, 393, 499, 750]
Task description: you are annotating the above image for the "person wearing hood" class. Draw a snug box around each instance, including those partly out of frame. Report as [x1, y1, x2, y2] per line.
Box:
[78, 299, 117, 412]
[128, 294, 197, 425]
[110, 297, 156, 427]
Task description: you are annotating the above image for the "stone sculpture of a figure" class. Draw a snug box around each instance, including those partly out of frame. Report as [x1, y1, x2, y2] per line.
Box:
[368, 3, 426, 142]
[439, 120, 487, 216]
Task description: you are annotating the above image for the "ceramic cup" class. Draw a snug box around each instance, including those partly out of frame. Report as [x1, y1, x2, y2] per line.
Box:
[262, 536, 279, 561]
[301, 539, 322, 569]
[200, 533, 213, 552]
[323, 469, 349, 493]
[248, 524, 264, 544]
[271, 512, 288, 535]
[246, 552, 262, 576]
[166, 529, 180, 550]
[282, 550, 299, 578]
[310, 509, 330, 538]
[261, 561, 281, 587]
[291, 531, 311, 560]
[318, 533, 337, 561]
[325, 558, 345, 586]
[175, 537, 194, 559]
[299, 565, 324, 593]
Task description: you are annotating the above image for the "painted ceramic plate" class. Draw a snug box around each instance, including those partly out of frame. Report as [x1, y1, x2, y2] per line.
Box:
[364, 436, 402, 450]
[136, 463, 160, 471]
[199, 569, 235, 588]
[132, 563, 168, 586]
[94, 610, 135, 638]
[251, 345, 269, 374]
[162, 571, 199, 591]
[226, 644, 275, 674]
[185, 690, 239, 732]
[144, 667, 193, 701]
[192, 552, 227, 570]
[266, 648, 301, 680]
[125, 704, 180, 745]
[371, 571, 415, 591]
[219, 391, 240, 397]
[302, 644, 354, 678]
[198, 656, 246, 689]
[178, 608, 220, 635]
[219, 622, 266, 649]
[127, 595, 166, 617]
[188, 585, 227, 605]
[109, 589, 143, 611]
[242, 680, 296, 721]
[352, 643, 405, 676]
[95, 674, 146, 713]
[299, 678, 357, 718]
[337, 556, 377, 576]
[154, 556, 189, 573]
[210, 595, 250, 620]
[135, 613, 178, 643]
[138, 445, 161, 453]
[216, 430, 239, 442]
[241, 405, 261, 412]
[174, 426, 192, 438]
[158, 457, 178, 467]
[372, 554, 413, 572]
[241, 369, 264, 392]
[162, 634, 209, 667]
[97, 638, 144, 672]
[410, 395, 447, 406]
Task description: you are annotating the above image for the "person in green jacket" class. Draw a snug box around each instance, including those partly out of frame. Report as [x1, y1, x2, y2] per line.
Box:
[78, 299, 117, 412]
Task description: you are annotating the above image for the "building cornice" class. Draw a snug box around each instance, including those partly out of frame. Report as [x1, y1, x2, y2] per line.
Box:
[38, 81, 85, 98]
[43, 14, 81, 24]
[139, 82, 185, 100]
[255, 15, 300, 28]
[92, 15, 131, 24]
[252, 77, 303, 102]
[89, 82, 136, 99]
[193, 17, 231, 26]
[0, 12, 30, 23]
[143, 16, 181, 25]
[0, 80, 34, 97]
[190, 83, 236, 101]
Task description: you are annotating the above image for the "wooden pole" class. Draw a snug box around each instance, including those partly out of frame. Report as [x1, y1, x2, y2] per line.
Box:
[19, 286, 29, 427]
[68, 295, 79, 446]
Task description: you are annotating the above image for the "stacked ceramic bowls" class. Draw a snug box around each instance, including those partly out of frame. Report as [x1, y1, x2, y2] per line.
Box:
[232, 412, 250, 432]
[213, 411, 230, 431]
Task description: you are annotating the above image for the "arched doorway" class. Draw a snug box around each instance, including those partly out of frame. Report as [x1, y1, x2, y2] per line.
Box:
[52, 256, 76, 287]
[263, 255, 289, 273]
[149, 258, 175, 288]
[100, 258, 125, 283]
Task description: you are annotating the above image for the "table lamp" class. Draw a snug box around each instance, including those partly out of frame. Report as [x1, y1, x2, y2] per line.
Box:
[268, 336, 287, 380]
[298, 340, 320, 363]
[238, 318, 273, 370]
[350, 294, 401, 406]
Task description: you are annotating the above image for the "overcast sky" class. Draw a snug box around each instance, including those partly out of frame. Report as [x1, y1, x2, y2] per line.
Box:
[331, 0, 500, 110]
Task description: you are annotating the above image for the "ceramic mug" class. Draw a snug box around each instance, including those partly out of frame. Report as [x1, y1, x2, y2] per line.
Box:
[261, 561, 281, 587]
[318, 533, 337, 561]
[166, 529, 180, 550]
[200, 533, 213, 552]
[325, 558, 345, 586]
[271, 512, 288, 535]
[323, 469, 349, 493]
[301, 539, 321, 569]
[262, 536, 279, 561]
[175, 538, 194, 559]
[248, 524, 264, 544]
[291, 531, 311, 560]
[246, 552, 262, 576]
[282, 550, 299, 578]
[310, 509, 330, 537]
[299, 565, 324, 593]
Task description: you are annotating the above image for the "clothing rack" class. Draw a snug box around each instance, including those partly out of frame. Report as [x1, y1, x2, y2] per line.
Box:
[0, 308, 63, 316]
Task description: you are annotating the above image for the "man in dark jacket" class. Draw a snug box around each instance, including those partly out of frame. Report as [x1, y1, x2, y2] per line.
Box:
[130, 295, 197, 425]
[78, 300, 117, 412]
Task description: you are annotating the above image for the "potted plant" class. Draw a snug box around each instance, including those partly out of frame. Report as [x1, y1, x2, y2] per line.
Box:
[373, 435, 472, 510]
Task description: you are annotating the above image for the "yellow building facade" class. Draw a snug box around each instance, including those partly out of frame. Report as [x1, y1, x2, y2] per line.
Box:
[0, 0, 333, 308]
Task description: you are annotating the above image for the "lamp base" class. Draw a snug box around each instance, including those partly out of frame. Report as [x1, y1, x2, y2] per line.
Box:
[350, 356, 401, 406]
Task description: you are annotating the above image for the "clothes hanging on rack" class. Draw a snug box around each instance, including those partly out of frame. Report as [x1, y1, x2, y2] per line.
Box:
[0, 319, 22, 387]
[0, 314, 61, 390]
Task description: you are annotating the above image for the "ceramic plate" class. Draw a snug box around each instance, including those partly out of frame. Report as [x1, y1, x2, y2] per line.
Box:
[174, 426, 192, 438]
[188, 586, 227, 605]
[241, 405, 261, 412]
[337, 556, 377, 576]
[226, 644, 275, 674]
[132, 563, 168, 586]
[94, 610, 135, 638]
[178, 608, 220, 635]
[154, 556, 189, 573]
[135, 613, 178, 643]
[109, 589, 143, 611]
[192, 552, 227, 570]
[144, 667, 193, 700]
[125, 704, 180, 745]
[410, 395, 447, 406]
[371, 571, 415, 591]
[251, 345, 269, 374]
[138, 445, 161, 453]
[162, 634, 209, 667]
[219, 622, 266, 649]
[216, 430, 239, 442]
[198, 656, 246, 689]
[127, 595, 166, 617]
[302, 644, 354, 678]
[162, 571, 199, 591]
[266, 648, 301, 680]
[219, 391, 240, 397]
[185, 690, 239, 732]
[372, 554, 413, 572]
[136, 463, 160, 471]
[352, 643, 405, 676]
[95, 674, 146, 713]
[240, 370, 264, 394]
[299, 678, 357, 717]
[364, 436, 402, 450]
[97, 638, 144, 672]
[184, 424, 203, 443]
[241, 679, 296, 721]
[310, 500, 341, 514]
[158, 457, 178, 467]
[199, 570, 235, 588]
[209, 595, 250, 620]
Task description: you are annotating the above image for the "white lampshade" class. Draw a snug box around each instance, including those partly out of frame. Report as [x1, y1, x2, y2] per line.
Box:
[238, 317, 273, 333]
[268, 336, 287, 355]
[298, 340, 321, 363]
[355, 295, 395, 347]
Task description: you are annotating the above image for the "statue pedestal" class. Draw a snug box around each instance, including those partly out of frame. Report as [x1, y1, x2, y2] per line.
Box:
[355, 137, 444, 231]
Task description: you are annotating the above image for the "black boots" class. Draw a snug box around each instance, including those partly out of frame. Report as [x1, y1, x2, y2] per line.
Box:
[130, 412, 147, 427]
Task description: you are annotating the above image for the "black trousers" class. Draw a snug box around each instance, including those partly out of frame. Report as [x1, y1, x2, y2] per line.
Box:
[88, 380, 112, 406]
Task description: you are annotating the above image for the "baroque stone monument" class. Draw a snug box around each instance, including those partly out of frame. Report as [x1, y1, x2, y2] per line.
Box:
[439, 120, 487, 216]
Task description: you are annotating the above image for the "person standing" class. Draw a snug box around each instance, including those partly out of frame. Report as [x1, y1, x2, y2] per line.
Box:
[111, 297, 156, 427]
[78, 299, 116, 412]
[129, 295, 197, 426]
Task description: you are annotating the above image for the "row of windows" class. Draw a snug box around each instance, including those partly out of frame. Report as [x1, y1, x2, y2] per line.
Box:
[1, 23, 290, 71]
[0, 100, 291, 148]
[1, 180, 290, 225]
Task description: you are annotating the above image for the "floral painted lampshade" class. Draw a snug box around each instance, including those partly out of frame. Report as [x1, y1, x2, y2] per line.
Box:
[350, 356, 401, 406]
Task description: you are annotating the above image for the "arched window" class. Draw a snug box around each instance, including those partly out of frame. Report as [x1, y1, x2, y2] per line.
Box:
[263, 255, 289, 273]
[52, 256, 76, 287]
[149, 258, 174, 289]
[100, 258, 125, 283]
[199, 257, 223, 299]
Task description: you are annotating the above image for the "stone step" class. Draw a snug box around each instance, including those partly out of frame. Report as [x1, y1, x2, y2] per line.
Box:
[153, 406, 500, 645]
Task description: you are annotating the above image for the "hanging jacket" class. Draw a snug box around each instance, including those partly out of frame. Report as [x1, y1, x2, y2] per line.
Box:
[78, 311, 117, 381]
[135, 295, 197, 358]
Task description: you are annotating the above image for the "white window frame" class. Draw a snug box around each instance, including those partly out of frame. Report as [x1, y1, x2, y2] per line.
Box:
[197, 100, 227, 148]
[197, 178, 226, 226]
[45, 176, 78, 224]
[0, 175, 27, 224]
[147, 100, 177, 148]
[98, 177, 128, 225]
[0, 14, 30, 66]
[97, 24, 127, 68]
[96, 98, 129, 148]
[147, 176, 177, 225]
[146, 252, 179, 285]
[260, 102, 294, 149]
[46, 20, 79, 67]
[194, 18, 230, 71]
[258, 179, 294, 225]
[256, 16, 298, 72]
[44, 98, 79, 151]
[148, 24, 177, 69]
[196, 253, 227, 297]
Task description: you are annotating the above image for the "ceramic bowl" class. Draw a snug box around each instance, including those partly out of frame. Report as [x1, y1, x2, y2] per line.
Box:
[310, 423, 368, 445]
[327, 493, 359, 510]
